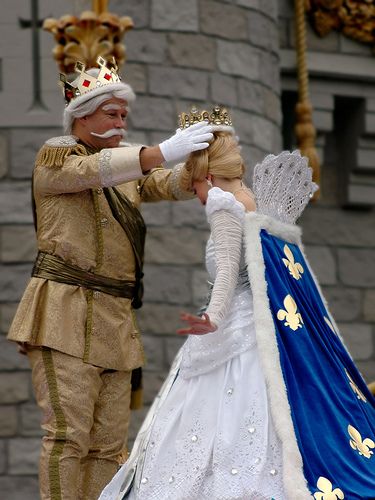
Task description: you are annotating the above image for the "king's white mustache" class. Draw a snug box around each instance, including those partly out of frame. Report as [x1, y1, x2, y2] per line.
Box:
[90, 128, 127, 139]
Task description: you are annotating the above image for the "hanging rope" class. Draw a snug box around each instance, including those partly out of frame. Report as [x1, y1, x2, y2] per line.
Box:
[294, 0, 320, 199]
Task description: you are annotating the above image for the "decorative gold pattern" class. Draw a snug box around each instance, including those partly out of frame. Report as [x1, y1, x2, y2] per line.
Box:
[313, 476, 344, 499]
[348, 424, 375, 458]
[282, 244, 304, 280]
[43, 10, 133, 74]
[307, 0, 375, 49]
[178, 105, 232, 129]
[345, 369, 367, 402]
[277, 295, 304, 331]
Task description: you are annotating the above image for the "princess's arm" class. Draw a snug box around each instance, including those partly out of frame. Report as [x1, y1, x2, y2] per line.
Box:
[178, 189, 245, 335]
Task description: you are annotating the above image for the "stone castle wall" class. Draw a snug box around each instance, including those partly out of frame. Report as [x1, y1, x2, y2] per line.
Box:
[0, 0, 374, 498]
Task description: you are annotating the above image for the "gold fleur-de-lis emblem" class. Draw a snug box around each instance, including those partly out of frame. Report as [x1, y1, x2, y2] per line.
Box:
[277, 295, 303, 331]
[282, 244, 304, 280]
[313, 476, 344, 499]
[345, 369, 367, 403]
[348, 424, 374, 458]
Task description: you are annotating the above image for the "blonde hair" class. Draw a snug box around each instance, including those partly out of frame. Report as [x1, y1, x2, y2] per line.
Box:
[180, 132, 245, 191]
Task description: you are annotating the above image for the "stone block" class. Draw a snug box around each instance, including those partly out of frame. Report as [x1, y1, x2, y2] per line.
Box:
[339, 35, 373, 56]
[248, 11, 278, 52]
[130, 96, 175, 131]
[0, 182, 33, 224]
[149, 66, 209, 100]
[235, 0, 259, 9]
[278, 18, 289, 49]
[0, 132, 8, 179]
[0, 303, 18, 335]
[356, 360, 375, 385]
[151, 0, 198, 31]
[137, 303, 184, 335]
[141, 200, 171, 227]
[290, 23, 339, 52]
[259, 52, 280, 92]
[304, 245, 337, 285]
[10, 128, 60, 179]
[367, 99, 375, 112]
[0, 405, 18, 436]
[338, 323, 373, 361]
[171, 199, 208, 229]
[218, 40, 260, 80]
[312, 110, 333, 132]
[110, 0, 150, 28]
[0, 476, 39, 500]
[0, 225, 36, 263]
[323, 287, 361, 322]
[357, 149, 375, 172]
[252, 115, 278, 151]
[300, 207, 375, 248]
[143, 264, 192, 305]
[145, 227, 207, 265]
[0, 372, 29, 404]
[338, 249, 375, 287]
[168, 34, 216, 70]
[8, 438, 40, 475]
[238, 80, 266, 114]
[257, 0, 278, 20]
[126, 30, 167, 64]
[232, 109, 255, 145]
[311, 93, 334, 110]
[348, 183, 375, 207]
[0, 439, 5, 473]
[165, 336, 185, 366]
[365, 113, 375, 134]
[363, 290, 375, 322]
[126, 130, 149, 146]
[201, 1, 248, 40]
[0, 336, 30, 371]
[0, 263, 32, 302]
[210, 74, 238, 108]
[141, 334, 165, 372]
[263, 87, 282, 124]
[192, 268, 210, 308]
[142, 369, 167, 403]
[20, 403, 43, 437]
[123, 63, 148, 94]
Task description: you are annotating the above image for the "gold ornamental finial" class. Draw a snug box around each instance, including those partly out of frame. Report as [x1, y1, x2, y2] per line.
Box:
[43, 1, 133, 74]
[178, 105, 233, 129]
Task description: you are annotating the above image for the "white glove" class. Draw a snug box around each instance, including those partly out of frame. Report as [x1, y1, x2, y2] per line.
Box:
[159, 121, 214, 163]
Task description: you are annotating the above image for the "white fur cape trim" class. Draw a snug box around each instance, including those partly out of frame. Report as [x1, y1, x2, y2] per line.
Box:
[244, 212, 313, 499]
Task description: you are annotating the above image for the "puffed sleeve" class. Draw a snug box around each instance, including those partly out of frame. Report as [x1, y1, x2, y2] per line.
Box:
[204, 188, 245, 327]
[34, 136, 144, 195]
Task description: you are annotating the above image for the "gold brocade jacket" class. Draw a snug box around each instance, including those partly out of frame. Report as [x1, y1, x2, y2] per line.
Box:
[7, 135, 190, 371]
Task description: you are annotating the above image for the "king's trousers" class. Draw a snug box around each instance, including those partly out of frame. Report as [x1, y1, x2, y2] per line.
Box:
[28, 347, 132, 500]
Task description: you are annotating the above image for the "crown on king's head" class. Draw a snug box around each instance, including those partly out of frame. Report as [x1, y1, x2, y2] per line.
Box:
[59, 56, 121, 104]
[178, 105, 233, 129]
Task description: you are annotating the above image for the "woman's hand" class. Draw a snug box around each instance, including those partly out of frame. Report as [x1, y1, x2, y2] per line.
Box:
[177, 312, 217, 336]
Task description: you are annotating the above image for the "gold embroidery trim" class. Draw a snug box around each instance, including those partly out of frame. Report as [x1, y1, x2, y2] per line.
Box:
[42, 348, 67, 500]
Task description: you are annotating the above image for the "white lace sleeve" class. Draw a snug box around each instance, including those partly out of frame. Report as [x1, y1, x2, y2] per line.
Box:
[205, 189, 245, 327]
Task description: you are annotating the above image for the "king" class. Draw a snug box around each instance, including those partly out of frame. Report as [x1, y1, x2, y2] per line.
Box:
[7, 57, 216, 499]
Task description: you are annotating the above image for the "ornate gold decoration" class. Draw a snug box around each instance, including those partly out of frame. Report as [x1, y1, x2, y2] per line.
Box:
[277, 295, 304, 331]
[282, 244, 304, 280]
[59, 56, 121, 104]
[178, 105, 233, 129]
[294, 0, 321, 200]
[345, 369, 367, 402]
[307, 0, 375, 49]
[348, 424, 375, 458]
[313, 476, 345, 500]
[43, 1, 133, 74]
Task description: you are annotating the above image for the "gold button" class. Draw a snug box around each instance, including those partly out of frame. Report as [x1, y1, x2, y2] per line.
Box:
[131, 333, 137, 339]
[136, 184, 141, 194]
[93, 291, 100, 298]
[100, 217, 108, 226]
[96, 188, 103, 194]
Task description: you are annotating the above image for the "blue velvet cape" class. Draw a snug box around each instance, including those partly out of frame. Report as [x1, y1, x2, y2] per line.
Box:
[261, 229, 375, 499]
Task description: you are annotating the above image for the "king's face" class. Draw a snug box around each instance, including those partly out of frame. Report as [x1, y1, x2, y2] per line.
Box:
[79, 97, 129, 149]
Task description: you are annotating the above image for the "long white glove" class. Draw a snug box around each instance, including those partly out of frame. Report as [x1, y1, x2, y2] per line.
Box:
[159, 121, 214, 163]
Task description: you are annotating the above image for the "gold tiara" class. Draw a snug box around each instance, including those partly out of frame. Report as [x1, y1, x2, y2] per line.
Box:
[59, 56, 121, 104]
[178, 105, 233, 129]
